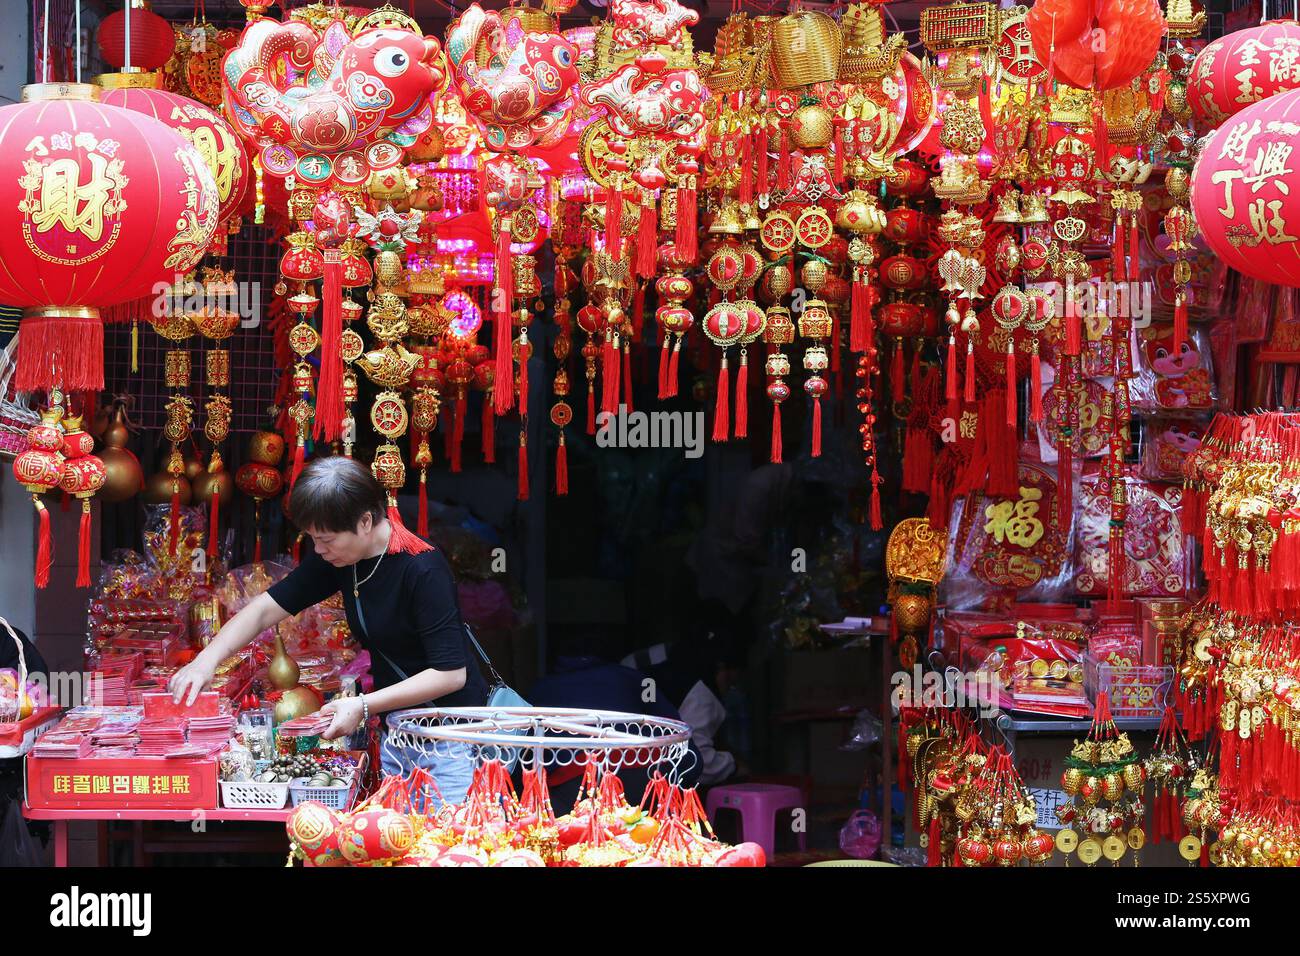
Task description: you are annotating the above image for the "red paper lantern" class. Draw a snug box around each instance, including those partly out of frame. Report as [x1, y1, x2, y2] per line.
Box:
[235, 461, 284, 500]
[1189, 21, 1300, 130]
[101, 83, 249, 224]
[98, 2, 175, 71]
[1191, 89, 1300, 285]
[337, 806, 415, 864]
[0, 84, 219, 392]
[1027, 0, 1165, 92]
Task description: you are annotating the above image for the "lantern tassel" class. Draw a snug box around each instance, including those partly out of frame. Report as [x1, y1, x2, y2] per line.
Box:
[168, 481, 182, 558]
[605, 182, 623, 256]
[451, 397, 465, 474]
[658, 334, 671, 400]
[1174, 293, 1189, 354]
[675, 178, 697, 263]
[668, 338, 682, 397]
[517, 334, 530, 420]
[739, 130, 753, 205]
[850, 272, 871, 353]
[15, 309, 105, 392]
[735, 350, 749, 439]
[314, 251, 345, 442]
[755, 123, 769, 197]
[75, 500, 92, 588]
[556, 432, 569, 496]
[770, 402, 783, 464]
[1112, 215, 1126, 281]
[622, 341, 634, 414]
[517, 434, 530, 501]
[1129, 219, 1141, 282]
[1031, 349, 1044, 423]
[964, 341, 976, 404]
[946, 335, 958, 402]
[870, 469, 883, 531]
[33, 497, 52, 590]
[289, 438, 305, 495]
[1006, 345, 1018, 429]
[386, 495, 432, 554]
[207, 492, 219, 561]
[637, 195, 657, 279]
[892, 339, 906, 405]
[586, 383, 596, 435]
[417, 470, 429, 539]
[713, 353, 730, 442]
[812, 396, 823, 458]
[482, 394, 496, 463]
[494, 222, 515, 416]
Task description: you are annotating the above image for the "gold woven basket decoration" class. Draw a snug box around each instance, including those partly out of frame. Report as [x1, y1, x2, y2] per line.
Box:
[770, 11, 842, 89]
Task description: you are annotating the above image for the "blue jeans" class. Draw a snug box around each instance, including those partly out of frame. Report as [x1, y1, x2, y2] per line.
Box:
[380, 733, 476, 809]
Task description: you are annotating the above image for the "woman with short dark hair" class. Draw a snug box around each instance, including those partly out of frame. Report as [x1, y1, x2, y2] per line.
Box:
[168, 456, 487, 802]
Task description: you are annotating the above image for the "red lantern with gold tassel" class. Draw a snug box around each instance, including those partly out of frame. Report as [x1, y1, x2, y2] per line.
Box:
[12, 407, 66, 588]
[57, 414, 106, 588]
[0, 83, 219, 393]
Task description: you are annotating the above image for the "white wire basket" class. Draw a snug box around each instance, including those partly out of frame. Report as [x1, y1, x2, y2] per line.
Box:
[219, 779, 290, 810]
[288, 754, 367, 810]
[383, 706, 696, 781]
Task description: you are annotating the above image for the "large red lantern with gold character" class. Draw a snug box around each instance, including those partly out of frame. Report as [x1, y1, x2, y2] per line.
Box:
[1189, 21, 1300, 130]
[1191, 89, 1300, 286]
[101, 82, 249, 225]
[0, 84, 219, 392]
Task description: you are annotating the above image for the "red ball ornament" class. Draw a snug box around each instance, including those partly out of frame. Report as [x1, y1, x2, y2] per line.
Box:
[0, 84, 219, 392]
[338, 807, 415, 864]
[235, 461, 284, 500]
[98, 2, 175, 72]
[1191, 90, 1300, 286]
[1190, 21, 1300, 130]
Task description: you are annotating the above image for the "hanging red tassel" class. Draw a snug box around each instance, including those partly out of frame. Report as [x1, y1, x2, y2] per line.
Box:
[482, 395, 496, 463]
[451, 398, 464, 474]
[586, 384, 596, 435]
[735, 350, 749, 438]
[1129, 219, 1141, 283]
[206, 492, 219, 560]
[1065, 288, 1081, 356]
[964, 342, 976, 404]
[668, 338, 682, 398]
[1005, 345, 1017, 429]
[315, 251, 345, 442]
[891, 339, 906, 405]
[494, 222, 515, 416]
[517, 335, 530, 420]
[1173, 293, 1189, 354]
[1112, 215, 1126, 281]
[632, 286, 645, 341]
[738, 129, 753, 205]
[675, 179, 697, 263]
[517, 435, 530, 501]
[1057, 437, 1073, 530]
[14, 310, 105, 392]
[168, 480, 182, 557]
[74, 500, 91, 588]
[602, 332, 621, 415]
[556, 432, 569, 495]
[658, 335, 671, 400]
[288, 439, 306, 495]
[605, 182, 623, 255]
[417, 469, 430, 538]
[770, 402, 783, 464]
[812, 396, 823, 458]
[869, 469, 883, 531]
[927, 818, 942, 867]
[637, 194, 657, 279]
[946, 335, 958, 401]
[776, 121, 792, 191]
[622, 342, 634, 414]
[386, 497, 432, 554]
[833, 119, 846, 184]
[712, 353, 730, 442]
[1030, 350, 1044, 423]
[755, 122, 769, 196]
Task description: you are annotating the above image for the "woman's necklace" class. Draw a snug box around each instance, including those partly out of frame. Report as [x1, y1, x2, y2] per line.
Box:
[352, 548, 386, 598]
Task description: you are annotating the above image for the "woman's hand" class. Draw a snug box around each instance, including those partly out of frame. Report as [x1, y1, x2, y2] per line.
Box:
[319, 696, 365, 741]
[169, 656, 217, 707]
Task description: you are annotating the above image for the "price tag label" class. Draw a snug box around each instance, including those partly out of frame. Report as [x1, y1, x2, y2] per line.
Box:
[1026, 787, 1069, 830]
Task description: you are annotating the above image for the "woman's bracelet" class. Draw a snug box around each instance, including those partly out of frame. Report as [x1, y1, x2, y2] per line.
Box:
[360, 694, 369, 728]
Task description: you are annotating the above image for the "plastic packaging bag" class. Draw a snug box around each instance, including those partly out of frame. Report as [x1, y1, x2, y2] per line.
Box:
[838, 809, 882, 860]
[840, 709, 883, 751]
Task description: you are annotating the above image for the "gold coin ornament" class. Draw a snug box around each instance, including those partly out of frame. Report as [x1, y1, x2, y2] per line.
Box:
[1102, 835, 1127, 862]
[1056, 829, 1079, 853]
[1127, 827, 1146, 851]
[1077, 837, 1103, 865]
[1179, 834, 1203, 862]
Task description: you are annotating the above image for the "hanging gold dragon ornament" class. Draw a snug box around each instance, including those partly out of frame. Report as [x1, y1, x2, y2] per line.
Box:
[578, 0, 707, 429]
[446, 4, 584, 499]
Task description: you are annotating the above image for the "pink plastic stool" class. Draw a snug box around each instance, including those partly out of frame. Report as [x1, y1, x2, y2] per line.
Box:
[705, 783, 807, 857]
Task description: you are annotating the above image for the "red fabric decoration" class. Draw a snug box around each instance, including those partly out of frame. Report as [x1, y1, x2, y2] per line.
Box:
[964, 342, 976, 404]
[667, 339, 682, 398]
[494, 223, 515, 415]
[386, 499, 432, 554]
[811, 397, 823, 458]
[637, 198, 657, 279]
[314, 252, 345, 442]
[556, 433, 569, 496]
[482, 396, 496, 463]
[946, 335, 958, 401]
[517, 435, 530, 501]
[168, 482, 182, 557]
[77, 503, 93, 588]
[1005, 346, 1017, 429]
[658, 335, 671, 400]
[586, 384, 596, 435]
[1030, 352, 1044, 423]
[892, 340, 906, 405]
[712, 354, 730, 442]
[517, 338, 529, 420]
[207, 493, 219, 560]
[622, 343, 634, 414]
[417, 471, 429, 538]
[734, 351, 749, 439]
[770, 403, 783, 464]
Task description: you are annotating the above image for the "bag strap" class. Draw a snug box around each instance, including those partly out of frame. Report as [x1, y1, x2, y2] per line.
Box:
[462, 623, 505, 688]
[372, 625, 503, 689]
